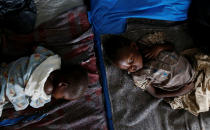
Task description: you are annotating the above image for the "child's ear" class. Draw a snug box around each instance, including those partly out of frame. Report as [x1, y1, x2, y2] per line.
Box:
[130, 42, 138, 50]
[58, 82, 69, 88]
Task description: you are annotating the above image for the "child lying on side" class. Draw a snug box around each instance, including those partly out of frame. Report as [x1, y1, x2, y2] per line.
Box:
[104, 35, 210, 116]
[0, 46, 88, 117]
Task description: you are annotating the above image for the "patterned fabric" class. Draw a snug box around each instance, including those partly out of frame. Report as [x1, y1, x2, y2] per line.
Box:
[132, 51, 195, 91]
[0, 46, 60, 116]
[169, 52, 210, 116]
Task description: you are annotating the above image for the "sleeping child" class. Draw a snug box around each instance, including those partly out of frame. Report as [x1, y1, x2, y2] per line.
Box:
[104, 35, 210, 116]
[0, 46, 88, 117]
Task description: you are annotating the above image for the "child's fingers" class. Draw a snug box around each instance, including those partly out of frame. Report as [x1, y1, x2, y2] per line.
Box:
[149, 52, 158, 59]
[145, 52, 151, 58]
[145, 52, 154, 59]
[149, 54, 154, 59]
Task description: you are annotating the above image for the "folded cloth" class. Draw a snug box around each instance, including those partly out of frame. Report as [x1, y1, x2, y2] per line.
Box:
[169, 52, 210, 116]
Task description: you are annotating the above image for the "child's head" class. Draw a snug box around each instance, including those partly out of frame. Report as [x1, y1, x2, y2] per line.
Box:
[48, 65, 88, 100]
[104, 35, 143, 73]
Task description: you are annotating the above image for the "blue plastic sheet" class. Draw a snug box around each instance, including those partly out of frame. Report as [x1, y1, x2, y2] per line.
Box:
[0, 113, 47, 127]
[88, 0, 191, 34]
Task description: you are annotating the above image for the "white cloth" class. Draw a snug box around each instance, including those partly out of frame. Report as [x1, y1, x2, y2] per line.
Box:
[25, 55, 61, 108]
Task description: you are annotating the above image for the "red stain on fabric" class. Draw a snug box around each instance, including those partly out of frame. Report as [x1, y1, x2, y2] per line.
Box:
[79, 12, 90, 32]
[95, 88, 102, 96]
[68, 13, 77, 37]
[88, 73, 99, 85]
[85, 95, 92, 102]
[81, 56, 98, 73]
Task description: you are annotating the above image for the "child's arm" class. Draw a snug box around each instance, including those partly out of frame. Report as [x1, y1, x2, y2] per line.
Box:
[146, 82, 194, 98]
[144, 43, 174, 59]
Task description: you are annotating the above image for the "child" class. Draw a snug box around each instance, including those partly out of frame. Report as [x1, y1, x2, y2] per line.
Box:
[104, 35, 210, 116]
[0, 46, 88, 117]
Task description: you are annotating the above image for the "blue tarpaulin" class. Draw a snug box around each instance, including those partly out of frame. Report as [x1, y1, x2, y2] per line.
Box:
[88, 0, 191, 34]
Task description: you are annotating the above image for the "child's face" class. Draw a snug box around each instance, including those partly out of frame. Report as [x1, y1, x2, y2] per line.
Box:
[115, 42, 143, 73]
[45, 69, 87, 100]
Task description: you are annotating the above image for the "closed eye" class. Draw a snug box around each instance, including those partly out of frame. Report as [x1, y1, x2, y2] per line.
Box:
[128, 56, 134, 64]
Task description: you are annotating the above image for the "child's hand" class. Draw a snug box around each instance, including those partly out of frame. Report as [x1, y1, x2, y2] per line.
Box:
[144, 44, 174, 59]
[144, 45, 164, 59]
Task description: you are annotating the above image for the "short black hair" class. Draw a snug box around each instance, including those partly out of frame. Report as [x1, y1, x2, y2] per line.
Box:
[60, 65, 88, 99]
[103, 35, 132, 62]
